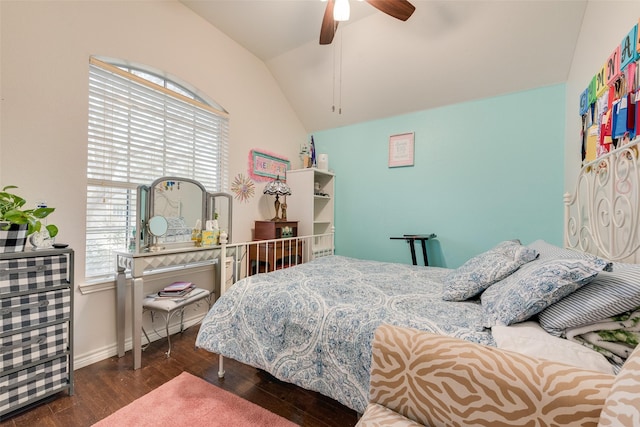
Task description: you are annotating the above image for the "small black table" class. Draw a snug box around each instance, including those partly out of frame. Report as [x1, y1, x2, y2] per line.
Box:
[390, 234, 437, 266]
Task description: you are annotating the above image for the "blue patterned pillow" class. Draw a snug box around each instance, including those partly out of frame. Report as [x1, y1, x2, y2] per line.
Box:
[481, 257, 611, 327]
[442, 241, 538, 302]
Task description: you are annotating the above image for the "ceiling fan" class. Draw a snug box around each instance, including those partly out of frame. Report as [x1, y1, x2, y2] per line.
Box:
[320, 0, 416, 45]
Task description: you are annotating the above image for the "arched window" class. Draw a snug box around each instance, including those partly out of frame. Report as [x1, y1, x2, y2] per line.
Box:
[86, 57, 229, 282]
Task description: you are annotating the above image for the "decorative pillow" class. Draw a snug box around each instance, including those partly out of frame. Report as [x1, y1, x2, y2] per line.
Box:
[481, 257, 611, 327]
[527, 239, 602, 261]
[597, 343, 640, 427]
[492, 322, 614, 374]
[539, 265, 640, 336]
[370, 324, 614, 427]
[442, 240, 538, 301]
[491, 239, 536, 262]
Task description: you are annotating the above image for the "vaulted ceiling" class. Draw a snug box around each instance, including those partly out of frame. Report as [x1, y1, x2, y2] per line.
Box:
[180, 0, 587, 132]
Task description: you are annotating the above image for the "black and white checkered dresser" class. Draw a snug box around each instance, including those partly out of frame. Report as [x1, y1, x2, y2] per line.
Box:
[0, 248, 74, 419]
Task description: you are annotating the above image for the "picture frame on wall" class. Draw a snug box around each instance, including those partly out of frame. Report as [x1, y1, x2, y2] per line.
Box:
[388, 132, 415, 168]
[249, 149, 290, 181]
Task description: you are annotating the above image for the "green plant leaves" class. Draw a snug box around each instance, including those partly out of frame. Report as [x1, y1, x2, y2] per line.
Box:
[0, 186, 58, 237]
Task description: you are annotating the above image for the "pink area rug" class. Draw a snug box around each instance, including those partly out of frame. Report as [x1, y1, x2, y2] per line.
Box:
[93, 371, 298, 426]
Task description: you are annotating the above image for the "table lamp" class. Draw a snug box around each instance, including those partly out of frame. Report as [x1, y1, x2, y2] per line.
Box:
[263, 175, 291, 221]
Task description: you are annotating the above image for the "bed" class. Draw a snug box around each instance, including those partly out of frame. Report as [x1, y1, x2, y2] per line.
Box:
[195, 138, 640, 414]
[197, 255, 494, 412]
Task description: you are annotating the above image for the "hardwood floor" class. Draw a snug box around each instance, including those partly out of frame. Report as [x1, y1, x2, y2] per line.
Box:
[0, 326, 359, 427]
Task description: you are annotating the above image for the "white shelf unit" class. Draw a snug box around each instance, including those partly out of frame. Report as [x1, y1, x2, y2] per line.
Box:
[286, 168, 335, 254]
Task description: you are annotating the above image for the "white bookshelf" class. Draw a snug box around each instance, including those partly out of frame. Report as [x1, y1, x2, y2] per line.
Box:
[286, 168, 335, 253]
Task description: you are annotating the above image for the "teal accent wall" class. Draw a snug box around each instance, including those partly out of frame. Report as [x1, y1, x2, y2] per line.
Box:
[313, 84, 566, 268]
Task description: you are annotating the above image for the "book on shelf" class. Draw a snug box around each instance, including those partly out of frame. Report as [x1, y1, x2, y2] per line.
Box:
[157, 288, 194, 298]
[157, 282, 195, 298]
[162, 281, 194, 292]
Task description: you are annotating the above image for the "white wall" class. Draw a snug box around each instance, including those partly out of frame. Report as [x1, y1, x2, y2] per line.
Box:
[0, 1, 307, 367]
[564, 2, 640, 192]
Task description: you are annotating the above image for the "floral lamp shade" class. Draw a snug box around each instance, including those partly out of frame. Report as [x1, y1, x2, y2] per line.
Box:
[263, 176, 291, 221]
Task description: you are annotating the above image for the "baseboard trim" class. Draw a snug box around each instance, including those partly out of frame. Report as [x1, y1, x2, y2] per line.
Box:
[73, 314, 204, 370]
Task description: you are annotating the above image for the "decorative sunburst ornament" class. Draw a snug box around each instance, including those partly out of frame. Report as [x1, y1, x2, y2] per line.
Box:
[231, 173, 255, 203]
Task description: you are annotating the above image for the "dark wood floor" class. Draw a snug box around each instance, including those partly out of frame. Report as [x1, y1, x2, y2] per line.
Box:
[0, 325, 359, 427]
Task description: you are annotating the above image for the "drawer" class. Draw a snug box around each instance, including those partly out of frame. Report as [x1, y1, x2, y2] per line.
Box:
[0, 254, 68, 295]
[1, 288, 70, 335]
[0, 355, 68, 415]
[1, 323, 68, 372]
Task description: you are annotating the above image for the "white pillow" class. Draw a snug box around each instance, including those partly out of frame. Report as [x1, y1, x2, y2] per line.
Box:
[491, 321, 614, 374]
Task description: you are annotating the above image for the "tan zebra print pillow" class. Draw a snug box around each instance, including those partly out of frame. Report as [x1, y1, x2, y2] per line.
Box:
[368, 324, 615, 427]
[357, 402, 423, 426]
[597, 343, 640, 426]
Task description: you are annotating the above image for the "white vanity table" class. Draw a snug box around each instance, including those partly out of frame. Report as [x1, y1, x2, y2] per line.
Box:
[116, 176, 233, 370]
[116, 245, 226, 370]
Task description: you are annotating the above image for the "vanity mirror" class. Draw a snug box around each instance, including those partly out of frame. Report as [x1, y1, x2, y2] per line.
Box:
[147, 215, 168, 252]
[134, 177, 232, 252]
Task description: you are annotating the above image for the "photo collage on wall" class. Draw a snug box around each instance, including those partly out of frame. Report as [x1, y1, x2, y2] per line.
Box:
[580, 18, 640, 166]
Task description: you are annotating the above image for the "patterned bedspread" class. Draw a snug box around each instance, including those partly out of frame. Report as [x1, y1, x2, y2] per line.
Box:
[195, 255, 494, 413]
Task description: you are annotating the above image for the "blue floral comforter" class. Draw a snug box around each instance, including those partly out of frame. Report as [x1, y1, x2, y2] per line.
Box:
[195, 255, 494, 413]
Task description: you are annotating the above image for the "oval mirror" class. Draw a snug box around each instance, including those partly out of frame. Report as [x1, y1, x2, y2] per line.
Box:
[148, 215, 169, 237]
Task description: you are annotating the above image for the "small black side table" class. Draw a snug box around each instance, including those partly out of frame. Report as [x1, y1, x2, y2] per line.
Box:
[390, 234, 437, 266]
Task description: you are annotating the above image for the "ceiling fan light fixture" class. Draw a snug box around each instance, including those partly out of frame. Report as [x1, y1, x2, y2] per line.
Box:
[334, 0, 350, 22]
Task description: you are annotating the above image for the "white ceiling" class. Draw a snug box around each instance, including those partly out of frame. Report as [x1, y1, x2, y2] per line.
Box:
[180, 0, 587, 132]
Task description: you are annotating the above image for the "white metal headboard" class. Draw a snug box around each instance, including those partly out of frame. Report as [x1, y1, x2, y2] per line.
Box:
[565, 137, 640, 262]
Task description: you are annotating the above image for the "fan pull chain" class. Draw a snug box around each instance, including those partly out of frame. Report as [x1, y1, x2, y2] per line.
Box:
[330, 24, 343, 115]
[332, 37, 336, 113]
[338, 30, 343, 115]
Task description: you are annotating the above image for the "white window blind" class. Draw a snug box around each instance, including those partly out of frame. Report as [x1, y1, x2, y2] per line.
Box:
[86, 57, 229, 282]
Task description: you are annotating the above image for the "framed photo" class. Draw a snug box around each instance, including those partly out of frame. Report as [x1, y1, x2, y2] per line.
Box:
[249, 149, 290, 181]
[388, 132, 415, 168]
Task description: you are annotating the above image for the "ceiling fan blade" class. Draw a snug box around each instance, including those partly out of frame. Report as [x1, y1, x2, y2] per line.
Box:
[366, 0, 415, 21]
[320, 0, 338, 45]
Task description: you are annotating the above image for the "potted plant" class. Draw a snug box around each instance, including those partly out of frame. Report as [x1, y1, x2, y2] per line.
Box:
[0, 185, 58, 252]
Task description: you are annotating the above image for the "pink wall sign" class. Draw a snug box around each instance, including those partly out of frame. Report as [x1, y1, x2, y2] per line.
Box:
[249, 149, 290, 181]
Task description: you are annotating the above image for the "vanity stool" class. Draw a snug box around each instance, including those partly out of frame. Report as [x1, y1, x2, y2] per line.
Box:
[141, 287, 212, 357]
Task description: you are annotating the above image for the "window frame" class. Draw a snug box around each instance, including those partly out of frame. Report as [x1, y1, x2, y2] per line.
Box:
[85, 57, 229, 285]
